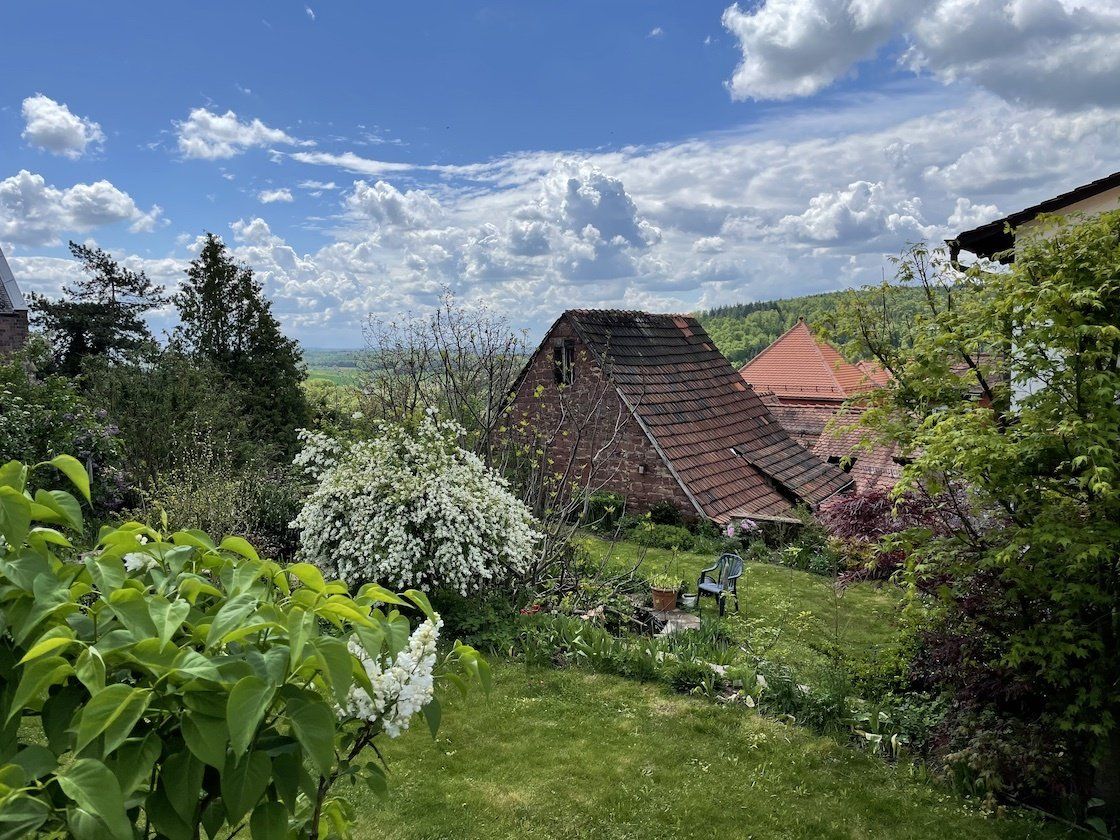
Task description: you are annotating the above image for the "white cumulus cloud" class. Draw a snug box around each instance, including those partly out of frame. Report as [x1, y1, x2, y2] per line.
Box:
[21, 94, 105, 158]
[176, 108, 312, 159]
[0, 170, 163, 246]
[258, 188, 294, 204]
[722, 0, 1120, 108]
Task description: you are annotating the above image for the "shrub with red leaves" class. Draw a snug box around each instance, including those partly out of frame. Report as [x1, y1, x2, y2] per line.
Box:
[819, 490, 943, 585]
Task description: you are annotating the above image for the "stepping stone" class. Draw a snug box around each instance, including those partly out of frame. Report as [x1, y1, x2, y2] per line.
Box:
[651, 609, 701, 635]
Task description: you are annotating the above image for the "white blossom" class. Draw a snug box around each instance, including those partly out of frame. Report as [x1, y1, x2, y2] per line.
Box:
[123, 552, 156, 573]
[343, 616, 442, 737]
[292, 414, 540, 593]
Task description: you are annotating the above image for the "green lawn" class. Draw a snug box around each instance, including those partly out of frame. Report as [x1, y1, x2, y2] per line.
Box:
[357, 661, 1068, 840]
[306, 368, 361, 386]
[579, 535, 903, 681]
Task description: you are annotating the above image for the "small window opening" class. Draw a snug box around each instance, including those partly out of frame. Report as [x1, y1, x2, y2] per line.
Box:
[553, 340, 575, 386]
[827, 455, 856, 473]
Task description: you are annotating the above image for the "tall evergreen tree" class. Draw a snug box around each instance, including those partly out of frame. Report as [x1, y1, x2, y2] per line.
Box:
[173, 233, 308, 456]
[30, 242, 165, 376]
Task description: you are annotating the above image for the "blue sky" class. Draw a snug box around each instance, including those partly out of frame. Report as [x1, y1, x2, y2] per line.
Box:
[3, 1, 1119, 346]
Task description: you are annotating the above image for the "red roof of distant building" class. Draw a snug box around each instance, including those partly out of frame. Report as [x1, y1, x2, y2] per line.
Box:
[738, 319, 882, 403]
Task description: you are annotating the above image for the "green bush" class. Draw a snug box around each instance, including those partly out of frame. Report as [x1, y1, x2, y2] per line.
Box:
[0, 355, 129, 514]
[583, 491, 626, 532]
[431, 589, 523, 654]
[630, 521, 694, 551]
[647, 500, 684, 527]
[0, 455, 487, 839]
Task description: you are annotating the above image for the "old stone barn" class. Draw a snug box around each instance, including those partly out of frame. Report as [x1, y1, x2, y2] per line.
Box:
[0, 246, 29, 355]
[507, 309, 853, 524]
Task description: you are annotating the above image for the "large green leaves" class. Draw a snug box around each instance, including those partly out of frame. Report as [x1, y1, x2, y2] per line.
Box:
[222, 750, 271, 823]
[284, 693, 336, 776]
[0, 455, 486, 840]
[228, 675, 276, 756]
[206, 592, 259, 647]
[73, 684, 150, 756]
[41, 454, 91, 502]
[56, 758, 132, 840]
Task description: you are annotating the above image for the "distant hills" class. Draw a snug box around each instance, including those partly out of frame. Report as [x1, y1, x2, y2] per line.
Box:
[696, 287, 931, 366]
[302, 286, 926, 383]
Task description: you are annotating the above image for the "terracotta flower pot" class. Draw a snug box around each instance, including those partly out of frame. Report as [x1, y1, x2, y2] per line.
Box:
[651, 587, 677, 611]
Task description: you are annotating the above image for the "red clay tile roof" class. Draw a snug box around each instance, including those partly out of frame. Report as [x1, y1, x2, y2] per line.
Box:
[564, 310, 853, 522]
[766, 403, 901, 494]
[738, 319, 881, 403]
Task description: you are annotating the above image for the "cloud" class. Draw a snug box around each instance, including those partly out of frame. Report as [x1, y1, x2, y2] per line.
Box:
[344, 180, 443, 230]
[305, 5, 315, 21]
[258, 188, 294, 204]
[289, 150, 416, 177]
[778, 180, 932, 248]
[21, 94, 105, 158]
[231, 89, 1120, 341]
[946, 196, 1000, 230]
[12, 87, 1120, 344]
[722, 0, 1120, 108]
[648, 26, 665, 37]
[176, 108, 312, 159]
[0, 170, 164, 246]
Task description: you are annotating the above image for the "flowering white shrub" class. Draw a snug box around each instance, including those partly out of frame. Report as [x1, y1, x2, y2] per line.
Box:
[292, 411, 540, 592]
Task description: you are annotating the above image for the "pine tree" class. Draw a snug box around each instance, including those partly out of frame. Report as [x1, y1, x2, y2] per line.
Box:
[30, 242, 165, 376]
[173, 233, 308, 456]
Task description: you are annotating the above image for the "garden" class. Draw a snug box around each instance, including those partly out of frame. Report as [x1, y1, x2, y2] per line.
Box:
[2, 212, 1118, 837]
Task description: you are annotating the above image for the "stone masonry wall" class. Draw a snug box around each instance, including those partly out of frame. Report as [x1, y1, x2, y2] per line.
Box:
[507, 318, 697, 518]
[0, 312, 28, 355]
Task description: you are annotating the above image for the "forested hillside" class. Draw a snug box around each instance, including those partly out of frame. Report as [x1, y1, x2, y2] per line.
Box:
[695, 287, 933, 365]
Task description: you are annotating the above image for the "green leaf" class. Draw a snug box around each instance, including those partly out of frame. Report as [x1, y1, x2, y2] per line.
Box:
[75, 647, 106, 693]
[18, 625, 76, 664]
[56, 758, 132, 840]
[10, 744, 56, 780]
[0, 793, 49, 840]
[250, 800, 288, 839]
[147, 596, 190, 647]
[0, 486, 31, 550]
[41, 683, 84, 754]
[107, 588, 158, 637]
[403, 589, 437, 622]
[8, 656, 72, 722]
[422, 695, 442, 739]
[73, 683, 151, 756]
[26, 526, 73, 550]
[220, 534, 260, 562]
[222, 750, 271, 824]
[85, 553, 126, 594]
[271, 749, 306, 813]
[33, 489, 82, 531]
[43, 454, 90, 502]
[106, 731, 161, 800]
[0, 460, 27, 493]
[163, 750, 205, 824]
[284, 694, 336, 776]
[206, 592, 259, 647]
[182, 712, 230, 768]
[312, 636, 354, 706]
[228, 675, 276, 756]
[287, 562, 326, 593]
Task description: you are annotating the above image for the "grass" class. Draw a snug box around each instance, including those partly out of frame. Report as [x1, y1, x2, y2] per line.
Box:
[354, 660, 1069, 840]
[306, 368, 361, 386]
[579, 534, 903, 681]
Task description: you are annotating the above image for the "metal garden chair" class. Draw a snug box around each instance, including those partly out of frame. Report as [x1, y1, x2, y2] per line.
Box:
[697, 553, 743, 617]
